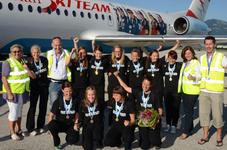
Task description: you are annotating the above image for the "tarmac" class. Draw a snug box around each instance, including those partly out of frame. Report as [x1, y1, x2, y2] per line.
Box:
[0, 49, 227, 150]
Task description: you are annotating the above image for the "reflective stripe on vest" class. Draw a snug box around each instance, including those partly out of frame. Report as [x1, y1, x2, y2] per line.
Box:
[200, 52, 224, 92]
[178, 59, 200, 95]
[47, 50, 72, 82]
[2, 58, 30, 94]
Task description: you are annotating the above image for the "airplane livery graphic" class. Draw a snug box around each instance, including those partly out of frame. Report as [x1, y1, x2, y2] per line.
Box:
[0, 0, 223, 54]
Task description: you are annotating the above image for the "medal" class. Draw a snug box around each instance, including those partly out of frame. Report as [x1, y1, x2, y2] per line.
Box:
[63, 98, 72, 120]
[136, 74, 139, 78]
[94, 60, 101, 75]
[152, 73, 154, 77]
[80, 72, 83, 76]
[79, 62, 83, 76]
[133, 61, 141, 78]
[141, 92, 150, 109]
[168, 64, 176, 82]
[95, 69, 98, 75]
[114, 102, 124, 122]
[88, 104, 96, 124]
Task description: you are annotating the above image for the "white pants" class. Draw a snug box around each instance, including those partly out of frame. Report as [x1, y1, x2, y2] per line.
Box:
[7, 98, 23, 121]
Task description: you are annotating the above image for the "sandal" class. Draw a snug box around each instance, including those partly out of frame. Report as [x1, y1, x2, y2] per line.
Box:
[216, 140, 223, 147]
[198, 138, 209, 145]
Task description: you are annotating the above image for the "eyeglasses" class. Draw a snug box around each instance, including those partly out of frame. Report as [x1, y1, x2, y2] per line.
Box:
[12, 50, 22, 54]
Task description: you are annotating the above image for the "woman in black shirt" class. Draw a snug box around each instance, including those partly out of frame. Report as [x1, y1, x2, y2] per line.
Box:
[26, 45, 49, 135]
[115, 73, 163, 149]
[163, 50, 182, 134]
[78, 86, 103, 150]
[48, 82, 79, 149]
[104, 86, 135, 150]
[70, 47, 89, 102]
[145, 50, 164, 106]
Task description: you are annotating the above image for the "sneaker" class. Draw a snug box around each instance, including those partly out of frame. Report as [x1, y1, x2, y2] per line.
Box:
[11, 134, 21, 140]
[164, 124, 170, 132]
[170, 126, 176, 134]
[22, 131, 30, 137]
[30, 130, 38, 136]
[39, 128, 45, 134]
[54, 145, 62, 150]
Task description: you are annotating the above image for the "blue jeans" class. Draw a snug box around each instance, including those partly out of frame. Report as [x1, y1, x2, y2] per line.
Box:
[49, 82, 62, 110]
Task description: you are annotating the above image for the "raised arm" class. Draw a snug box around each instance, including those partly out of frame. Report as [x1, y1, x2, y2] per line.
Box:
[113, 71, 132, 93]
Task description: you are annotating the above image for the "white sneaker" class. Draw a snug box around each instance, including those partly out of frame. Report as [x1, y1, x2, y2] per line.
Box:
[22, 131, 30, 137]
[39, 128, 45, 134]
[30, 130, 38, 136]
[54, 145, 62, 150]
[164, 124, 170, 132]
[170, 126, 176, 134]
[11, 134, 21, 140]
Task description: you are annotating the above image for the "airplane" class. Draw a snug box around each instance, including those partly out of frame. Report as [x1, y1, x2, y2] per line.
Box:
[0, 0, 226, 56]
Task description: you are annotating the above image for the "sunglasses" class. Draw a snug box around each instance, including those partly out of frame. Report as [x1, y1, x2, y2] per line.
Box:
[12, 50, 22, 54]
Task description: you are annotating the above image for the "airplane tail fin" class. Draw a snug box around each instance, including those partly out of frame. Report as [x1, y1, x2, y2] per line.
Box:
[186, 0, 211, 21]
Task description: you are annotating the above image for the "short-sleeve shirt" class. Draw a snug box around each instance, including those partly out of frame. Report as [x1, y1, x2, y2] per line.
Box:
[51, 95, 78, 124]
[2, 60, 29, 103]
[109, 100, 135, 126]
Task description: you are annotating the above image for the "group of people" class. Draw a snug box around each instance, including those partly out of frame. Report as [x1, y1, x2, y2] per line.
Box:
[115, 7, 167, 35]
[2, 36, 225, 149]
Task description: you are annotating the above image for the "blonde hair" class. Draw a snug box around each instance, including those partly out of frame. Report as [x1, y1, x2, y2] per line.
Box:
[30, 45, 41, 53]
[82, 86, 98, 107]
[111, 45, 125, 64]
[10, 44, 23, 52]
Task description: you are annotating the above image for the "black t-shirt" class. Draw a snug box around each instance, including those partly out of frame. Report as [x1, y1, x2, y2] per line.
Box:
[132, 88, 161, 112]
[127, 60, 145, 89]
[78, 103, 102, 127]
[107, 55, 129, 88]
[109, 99, 135, 126]
[89, 57, 108, 86]
[51, 95, 78, 124]
[27, 56, 49, 87]
[145, 56, 165, 92]
[163, 62, 182, 93]
[70, 60, 89, 88]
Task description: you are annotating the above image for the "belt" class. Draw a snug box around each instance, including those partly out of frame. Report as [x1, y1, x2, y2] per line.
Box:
[50, 78, 67, 83]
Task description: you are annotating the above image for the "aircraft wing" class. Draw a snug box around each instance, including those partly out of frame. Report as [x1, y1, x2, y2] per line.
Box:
[94, 35, 227, 48]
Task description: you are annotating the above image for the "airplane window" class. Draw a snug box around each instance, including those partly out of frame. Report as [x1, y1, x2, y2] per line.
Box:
[18, 4, 23, 12]
[80, 12, 84, 18]
[37, 6, 42, 13]
[72, 10, 76, 17]
[95, 13, 98, 19]
[109, 15, 112, 21]
[88, 12, 91, 19]
[28, 5, 33, 12]
[64, 9, 68, 16]
[8, 3, 13, 11]
[56, 8, 60, 15]
[47, 8, 51, 14]
[102, 14, 105, 20]
[0, 2, 2, 10]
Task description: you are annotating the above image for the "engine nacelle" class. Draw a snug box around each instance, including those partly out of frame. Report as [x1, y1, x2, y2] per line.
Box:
[173, 16, 210, 35]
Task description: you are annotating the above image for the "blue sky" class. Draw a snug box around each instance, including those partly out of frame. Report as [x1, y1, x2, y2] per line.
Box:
[106, 0, 227, 21]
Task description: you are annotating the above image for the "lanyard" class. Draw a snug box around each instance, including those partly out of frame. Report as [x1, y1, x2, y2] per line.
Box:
[63, 99, 72, 115]
[94, 60, 102, 70]
[116, 60, 121, 71]
[79, 62, 83, 73]
[115, 102, 124, 118]
[56, 56, 59, 69]
[168, 63, 176, 81]
[34, 59, 42, 71]
[142, 92, 150, 109]
[87, 104, 96, 118]
[133, 61, 140, 75]
[207, 53, 214, 75]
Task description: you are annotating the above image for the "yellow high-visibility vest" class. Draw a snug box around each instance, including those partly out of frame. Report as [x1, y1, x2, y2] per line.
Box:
[3, 58, 30, 94]
[47, 50, 71, 82]
[178, 59, 200, 95]
[200, 52, 225, 92]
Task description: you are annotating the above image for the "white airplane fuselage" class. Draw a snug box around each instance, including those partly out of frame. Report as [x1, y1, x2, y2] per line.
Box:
[0, 0, 210, 54]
